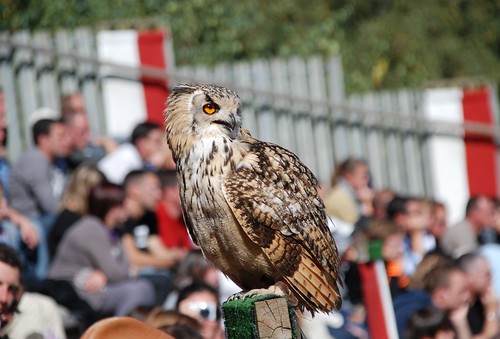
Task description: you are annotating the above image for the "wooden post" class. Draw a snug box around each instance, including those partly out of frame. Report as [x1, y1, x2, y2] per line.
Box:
[222, 295, 301, 339]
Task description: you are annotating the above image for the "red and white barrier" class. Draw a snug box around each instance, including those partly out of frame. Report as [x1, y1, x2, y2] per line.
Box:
[97, 29, 170, 139]
[423, 86, 498, 224]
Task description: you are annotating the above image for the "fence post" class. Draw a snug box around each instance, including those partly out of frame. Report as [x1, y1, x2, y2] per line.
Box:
[223, 294, 301, 339]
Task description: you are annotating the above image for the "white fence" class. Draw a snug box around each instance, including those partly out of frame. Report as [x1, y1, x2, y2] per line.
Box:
[1, 28, 499, 202]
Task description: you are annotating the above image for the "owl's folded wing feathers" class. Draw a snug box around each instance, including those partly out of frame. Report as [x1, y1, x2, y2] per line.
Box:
[222, 141, 342, 313]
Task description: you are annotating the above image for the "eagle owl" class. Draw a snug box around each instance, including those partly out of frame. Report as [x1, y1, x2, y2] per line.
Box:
[164, 83, 342, 314]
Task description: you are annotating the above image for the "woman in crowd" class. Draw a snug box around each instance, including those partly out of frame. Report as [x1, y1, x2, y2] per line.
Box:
[48, 182, 155, 316]
[48, 164, 105, 258]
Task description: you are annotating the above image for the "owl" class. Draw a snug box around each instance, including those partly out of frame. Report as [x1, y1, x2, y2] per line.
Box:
[164, 83, 342, 314]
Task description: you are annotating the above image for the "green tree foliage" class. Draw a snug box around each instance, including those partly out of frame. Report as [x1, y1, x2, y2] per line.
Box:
[1, 0, 500, 93]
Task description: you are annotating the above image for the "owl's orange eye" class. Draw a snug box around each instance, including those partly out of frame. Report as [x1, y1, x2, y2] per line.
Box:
[203, 103, 218, 115]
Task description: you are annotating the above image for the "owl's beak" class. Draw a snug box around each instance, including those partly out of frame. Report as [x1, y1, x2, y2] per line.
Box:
[213, 114, 237, 132]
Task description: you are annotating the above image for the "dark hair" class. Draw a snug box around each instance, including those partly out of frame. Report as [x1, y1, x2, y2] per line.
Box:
[131, 121, 162, 146]
[465, 195, 493, 216]
[404, 306, 455, 339]
[157, 169, 178, 188]
[32, 118, 60, 145]
[123, 169, 152, 191]
[386, 195, 409, 221]
[0, 243, 22, 271]
[176, 282, 220, 320]
[159, 323, 202, 339]
[88, 182, 125, 221]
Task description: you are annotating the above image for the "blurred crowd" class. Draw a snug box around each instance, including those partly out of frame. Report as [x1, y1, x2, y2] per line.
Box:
[1, 88, 499, 339]
[321, 157, 500, 339]
[0, 90, 237, 339]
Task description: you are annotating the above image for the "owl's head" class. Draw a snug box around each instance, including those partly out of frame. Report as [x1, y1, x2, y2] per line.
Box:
[165, 83, 242, 141]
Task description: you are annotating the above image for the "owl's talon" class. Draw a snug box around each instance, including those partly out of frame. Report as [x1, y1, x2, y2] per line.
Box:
[226, 283, 298, 307]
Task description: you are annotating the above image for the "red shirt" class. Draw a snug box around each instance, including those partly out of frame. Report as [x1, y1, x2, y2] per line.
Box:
[155, 202, 194, 249]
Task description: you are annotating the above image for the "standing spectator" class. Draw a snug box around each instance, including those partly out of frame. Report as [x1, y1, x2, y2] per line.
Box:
[156, 169, 194, 250]
[457, 253, 500, 338]
[0, 243, 66, 339]
[324, 157, 373, 225]
[122, 170, 187, 305]
[98, 121, 167, 185]
[9, 118, 71, 279]
[48, 164, 105, 258]
[48, 182, 156, 316]
[441, 195, 494, 258]
[60, 93, 117, 170]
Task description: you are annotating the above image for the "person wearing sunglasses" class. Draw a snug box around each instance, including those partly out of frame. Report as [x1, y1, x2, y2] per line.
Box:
[175, 282, 224, 339]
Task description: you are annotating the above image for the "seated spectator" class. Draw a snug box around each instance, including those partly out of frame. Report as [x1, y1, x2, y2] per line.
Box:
[122, 170, 187, 305]
[98, 121, 167, 185]
[387, 196, 432, 276]
[9, 118, 71, 279]
[344, 219, 407, 308]
[49, 164, 105, 258]
[48, 182, 156, 316]
[457, 252, 500, 337]
[372, 188, 395, 221]
[428, 200, 448, 253]
[164, 249, 223, 310]
[60, 93, 118, 170]
[0, 243, 66, 339]
[175, 282, 224, 339]
[324, 157, 373, 225]
[0, 182, 39, 252]
[156, 169, 194, 250]
[404, 306, 456, 339]
[441, 195, 494, 258]
[0, 104, 9, 196]
[393, 256, 472, 337]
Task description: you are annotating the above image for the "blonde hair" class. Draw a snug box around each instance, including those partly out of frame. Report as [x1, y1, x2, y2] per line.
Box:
[61, 164, 104, 214]
[409, 253, 453, 290]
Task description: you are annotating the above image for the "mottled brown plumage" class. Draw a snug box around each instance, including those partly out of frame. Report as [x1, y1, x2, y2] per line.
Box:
[164, 83, 342, 314]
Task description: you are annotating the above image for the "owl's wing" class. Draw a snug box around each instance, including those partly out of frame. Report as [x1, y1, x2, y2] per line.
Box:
[222, 141, 342, 313]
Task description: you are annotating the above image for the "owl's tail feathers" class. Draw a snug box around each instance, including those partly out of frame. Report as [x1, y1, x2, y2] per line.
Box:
[286, 254, 342, 315]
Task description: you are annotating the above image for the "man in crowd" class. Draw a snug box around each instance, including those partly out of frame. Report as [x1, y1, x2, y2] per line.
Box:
[121, 170, 188, 305]
[393, 261, 472, 337]
[0, 243, 65, 338]
[9, 118, 71, 279]
[60, 93, 117, 170]
[457, 252, 500, 338]
[441, 195, 494, 258]
[98, 121, 166, 185]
